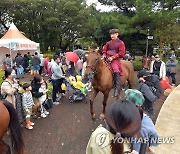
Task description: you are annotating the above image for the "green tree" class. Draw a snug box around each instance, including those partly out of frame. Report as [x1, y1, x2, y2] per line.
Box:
[0, 0, 90, 52]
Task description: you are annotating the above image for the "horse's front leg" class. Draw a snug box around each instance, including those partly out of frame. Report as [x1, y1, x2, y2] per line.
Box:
[100, 90, 110, 120]
[90, 88, 99, 119]
[0, 140, 11, 154]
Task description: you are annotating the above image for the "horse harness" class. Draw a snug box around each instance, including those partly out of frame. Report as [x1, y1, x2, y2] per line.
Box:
[86, 58, 99, 75]
[86, 57, 113, 76]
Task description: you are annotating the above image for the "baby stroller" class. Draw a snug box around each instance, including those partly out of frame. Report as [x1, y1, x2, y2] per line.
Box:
[64, 78, 88, 103]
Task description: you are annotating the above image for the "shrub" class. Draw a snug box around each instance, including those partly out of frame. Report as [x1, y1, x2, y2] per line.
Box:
[132, 59, 143, 71]
[47, 82, 53, 98]
[0, 70, 4, 85]
[43, 53, 54, 59]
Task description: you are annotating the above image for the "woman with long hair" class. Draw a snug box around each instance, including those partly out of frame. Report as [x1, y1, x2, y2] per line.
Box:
[86, 99, 141, 154]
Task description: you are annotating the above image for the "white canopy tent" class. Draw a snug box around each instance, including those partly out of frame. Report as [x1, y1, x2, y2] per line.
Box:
[0, 23, 40, 66]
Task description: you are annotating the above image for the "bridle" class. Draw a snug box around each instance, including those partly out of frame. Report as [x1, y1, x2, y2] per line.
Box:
[86, 58, 99, 75]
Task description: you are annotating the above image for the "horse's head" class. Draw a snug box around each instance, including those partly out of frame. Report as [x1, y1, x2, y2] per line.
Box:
[143, 56, 152, 70]
[85, 51, 101, 77]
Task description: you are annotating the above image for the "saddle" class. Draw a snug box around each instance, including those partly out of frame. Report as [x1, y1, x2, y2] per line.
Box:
[102, 58, 123, 76]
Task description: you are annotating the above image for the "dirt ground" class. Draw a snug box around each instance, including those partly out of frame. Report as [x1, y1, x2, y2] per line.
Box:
[3, 70, 180, 154]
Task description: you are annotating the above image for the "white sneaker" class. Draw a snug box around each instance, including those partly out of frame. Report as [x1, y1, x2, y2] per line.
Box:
[26, 125, 33, 130]
[61, 93, 65, 97]
[87, 88, 92, 92]
[53, 102, 59, 105]
[56, 96, 61, 102]
[41, 113, 47, 118]
[44, 111, 49, 115]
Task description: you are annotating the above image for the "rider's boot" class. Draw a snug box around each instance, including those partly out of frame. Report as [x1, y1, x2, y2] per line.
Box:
[113, 72, 120, 97]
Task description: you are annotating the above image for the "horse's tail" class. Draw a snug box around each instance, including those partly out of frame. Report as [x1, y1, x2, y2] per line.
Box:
[3, 101, 24, 154]
[123, 60, 134, 88]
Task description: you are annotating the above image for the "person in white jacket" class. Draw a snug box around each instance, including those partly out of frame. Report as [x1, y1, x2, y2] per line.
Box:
[150, 55, 166, 80]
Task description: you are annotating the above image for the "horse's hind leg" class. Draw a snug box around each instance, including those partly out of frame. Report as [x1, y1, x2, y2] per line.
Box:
[100, 90, 109, 120]
[90, 89, 99, 119]
[0, 140, 11, 154]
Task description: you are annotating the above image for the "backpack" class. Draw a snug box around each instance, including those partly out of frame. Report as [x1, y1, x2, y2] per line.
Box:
[42, 98, 53, 110]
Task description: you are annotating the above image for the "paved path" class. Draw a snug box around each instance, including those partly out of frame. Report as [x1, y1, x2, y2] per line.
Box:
[153, 84, 180, 154]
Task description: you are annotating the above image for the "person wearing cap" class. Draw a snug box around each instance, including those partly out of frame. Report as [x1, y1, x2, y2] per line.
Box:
[102, 29, 126, 97]
[166, 55, 178, 85]
[144, 73, 162, 99]
[86, 99, 141, 154]
[137, 69, 158, 119]
[149, 55, 166, 80]
[125, 89, 159, 153]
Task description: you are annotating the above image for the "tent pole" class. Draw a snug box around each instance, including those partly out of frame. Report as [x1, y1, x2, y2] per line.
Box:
[9, 43, 12, 68]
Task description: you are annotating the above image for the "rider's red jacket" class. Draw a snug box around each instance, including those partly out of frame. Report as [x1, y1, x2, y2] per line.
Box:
[103, 38, 125, 59]
[102, 38, 125, 74]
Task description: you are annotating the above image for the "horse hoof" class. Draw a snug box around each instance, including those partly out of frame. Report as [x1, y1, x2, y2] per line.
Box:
[99, 114, 105, 120]
[91, 114, 96, 120]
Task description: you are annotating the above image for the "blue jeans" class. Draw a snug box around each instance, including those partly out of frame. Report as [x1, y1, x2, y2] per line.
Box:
[16, 67, 24, 78]
[77, 69, 82, 76]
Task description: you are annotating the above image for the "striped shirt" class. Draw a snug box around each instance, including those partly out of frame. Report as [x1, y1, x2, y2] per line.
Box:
[22, 91, 34, 111]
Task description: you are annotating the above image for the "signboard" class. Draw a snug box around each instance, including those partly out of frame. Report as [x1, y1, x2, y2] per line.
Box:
[10, 42, 37, 50]
[147, 36, 153, 39]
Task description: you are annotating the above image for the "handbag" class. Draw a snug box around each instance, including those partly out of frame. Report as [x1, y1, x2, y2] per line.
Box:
[160, 77, 172, 89]
[42, 98, 53, 110]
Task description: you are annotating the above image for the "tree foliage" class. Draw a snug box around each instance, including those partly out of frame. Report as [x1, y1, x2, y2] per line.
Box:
[0, 0, 179, 54]
[0, 0, 90, 51]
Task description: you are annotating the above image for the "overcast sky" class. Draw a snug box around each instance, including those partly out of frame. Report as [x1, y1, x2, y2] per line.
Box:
[86, 0, 116, 12]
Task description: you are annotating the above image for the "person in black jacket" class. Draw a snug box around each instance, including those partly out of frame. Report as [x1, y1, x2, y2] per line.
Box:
[32, 52, 41, 76]
[23, 54, 29, 73]
[145, 74, 162, 98]
[31, 75, 48, 118]
[137, 69, 158, 119]
[15, 53, 24, 78]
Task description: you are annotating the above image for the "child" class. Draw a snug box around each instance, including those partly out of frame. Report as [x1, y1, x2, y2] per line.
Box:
[125, 89, 159, 153]
[38, 80, 49, 118]
[22, 83, 35, 130]
[76, 75, 87, 94]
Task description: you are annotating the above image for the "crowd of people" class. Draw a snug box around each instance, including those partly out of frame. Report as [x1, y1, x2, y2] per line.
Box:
[1, 50, 92, 130]
[0, 29, 178, 153]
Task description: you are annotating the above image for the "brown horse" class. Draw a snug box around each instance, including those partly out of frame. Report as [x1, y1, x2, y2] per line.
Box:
[85, 51, 134, 119]
[0, 100, 24, 154]
[142, 56, 152, 69]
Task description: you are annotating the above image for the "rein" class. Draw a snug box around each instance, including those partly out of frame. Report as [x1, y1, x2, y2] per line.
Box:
[86, 57, 111, 75]
[86, 59, 100, 74]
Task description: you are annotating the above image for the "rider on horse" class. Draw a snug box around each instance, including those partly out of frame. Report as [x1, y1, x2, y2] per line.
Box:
[102, 29, 125, 97]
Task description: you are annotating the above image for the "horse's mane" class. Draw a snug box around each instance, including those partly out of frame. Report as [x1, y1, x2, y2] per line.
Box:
[88, 47, 103, 55]
[88, 50, 101, 57]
